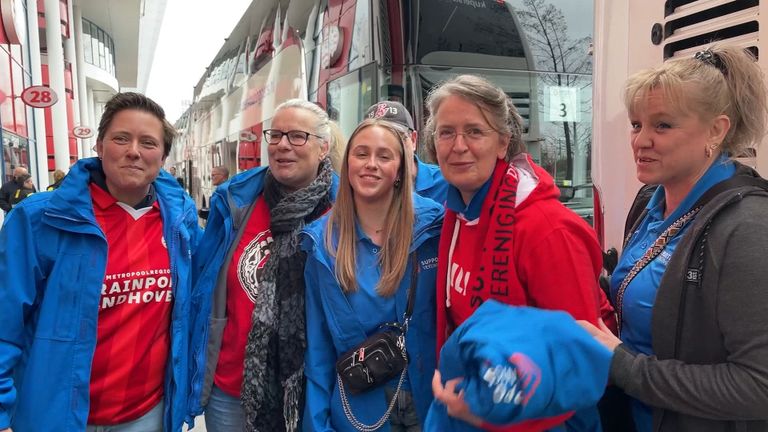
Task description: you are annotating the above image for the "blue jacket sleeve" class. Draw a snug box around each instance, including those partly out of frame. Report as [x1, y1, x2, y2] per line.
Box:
[303, 254, 337, 432]
[0, 207, 43, 429]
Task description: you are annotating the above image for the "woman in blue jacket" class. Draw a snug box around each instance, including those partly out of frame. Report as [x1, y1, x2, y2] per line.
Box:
[303, 118, 443, 432]
[0, 92, 200, 432]
[191, 99, 338, 432]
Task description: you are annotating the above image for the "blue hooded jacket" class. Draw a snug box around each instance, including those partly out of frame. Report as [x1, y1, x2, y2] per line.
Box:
[0, 157, 201, 431]
[302, 193, 443, 432]
[415, 157, 449, 205]
[189, 166, 339, 416]
[425, 301, 612, 431]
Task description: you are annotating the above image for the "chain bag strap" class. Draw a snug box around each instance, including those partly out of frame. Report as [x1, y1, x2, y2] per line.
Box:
[615, 206, 701, 335]
[337, 253, 419, 431]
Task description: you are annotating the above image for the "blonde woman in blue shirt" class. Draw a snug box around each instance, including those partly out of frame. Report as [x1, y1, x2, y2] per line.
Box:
[302, 118, 443, 432]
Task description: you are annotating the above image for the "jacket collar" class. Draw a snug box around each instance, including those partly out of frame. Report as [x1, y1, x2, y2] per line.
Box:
[44, 157, 188, 231]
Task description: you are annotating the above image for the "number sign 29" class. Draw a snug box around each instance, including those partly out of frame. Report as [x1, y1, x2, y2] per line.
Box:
[21, 86, 58, 108]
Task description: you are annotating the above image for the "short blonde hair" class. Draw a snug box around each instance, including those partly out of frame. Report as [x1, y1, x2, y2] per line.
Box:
[624, 44, 768, 155]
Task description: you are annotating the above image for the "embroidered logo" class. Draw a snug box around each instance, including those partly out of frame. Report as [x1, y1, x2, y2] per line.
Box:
[238, 231, 273, 303]
[373, 103, 390, 118]
[482, 353, 541, 406]
[420, 256, 438, 271]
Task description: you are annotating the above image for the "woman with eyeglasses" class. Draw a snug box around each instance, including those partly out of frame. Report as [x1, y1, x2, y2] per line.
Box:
[302, 118, 442, 432]
[190, 99, 338, 432]
[425, 75, 612, 431]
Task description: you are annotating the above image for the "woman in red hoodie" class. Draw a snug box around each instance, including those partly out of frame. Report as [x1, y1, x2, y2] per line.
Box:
[427, 74, 613, 431]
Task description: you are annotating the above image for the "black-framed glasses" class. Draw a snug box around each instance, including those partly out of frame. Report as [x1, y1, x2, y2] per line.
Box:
[263, 129, 322, 146]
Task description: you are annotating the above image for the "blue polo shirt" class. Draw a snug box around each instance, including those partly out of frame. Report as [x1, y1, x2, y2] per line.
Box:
[445, 173, 493, 219]
[415, 157, 449, 206]
[347, 222, 412, 390]
[610, 154, 735, 431]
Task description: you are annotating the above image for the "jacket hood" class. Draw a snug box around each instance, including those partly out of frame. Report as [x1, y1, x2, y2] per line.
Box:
[512, 154, 561, 212]
[677, 162, 767, 248]
[39, 157, 190, 231]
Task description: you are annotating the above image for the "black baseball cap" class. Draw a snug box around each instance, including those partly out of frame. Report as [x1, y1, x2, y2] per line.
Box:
[364, 101, 415, 131]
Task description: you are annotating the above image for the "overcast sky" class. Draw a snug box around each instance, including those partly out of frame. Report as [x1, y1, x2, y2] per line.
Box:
[146, 0, 253, 123]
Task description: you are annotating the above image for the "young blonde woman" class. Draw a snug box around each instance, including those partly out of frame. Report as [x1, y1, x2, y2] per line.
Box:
[302, 118, 443, 432]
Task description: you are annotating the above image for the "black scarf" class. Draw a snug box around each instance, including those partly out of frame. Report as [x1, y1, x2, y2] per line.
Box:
[241, 158, 333, 432]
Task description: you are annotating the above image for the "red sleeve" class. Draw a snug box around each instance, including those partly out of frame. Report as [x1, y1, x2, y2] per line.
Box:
[481, 412, 573, 431]
[517, 226, 602, 325]
[598, 288, 618, 334]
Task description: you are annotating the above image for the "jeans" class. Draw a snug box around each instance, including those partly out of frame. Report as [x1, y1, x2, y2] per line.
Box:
[86, 402, 163, 432]
[385, 388, 421, 432]
[205, 384, 246, 432]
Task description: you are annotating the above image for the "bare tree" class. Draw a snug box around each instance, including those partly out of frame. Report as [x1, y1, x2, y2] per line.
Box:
[516, 0, 592, 181]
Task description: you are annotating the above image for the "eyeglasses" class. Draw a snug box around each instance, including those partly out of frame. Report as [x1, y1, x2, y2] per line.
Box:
[263, 129, 323, 146]
[433, 127, 496, 143]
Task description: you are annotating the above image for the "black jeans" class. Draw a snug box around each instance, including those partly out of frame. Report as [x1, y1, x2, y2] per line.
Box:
[385, 387, 421, 432]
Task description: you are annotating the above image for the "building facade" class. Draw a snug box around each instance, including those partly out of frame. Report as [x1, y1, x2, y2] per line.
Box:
[0, 0, 166, 214]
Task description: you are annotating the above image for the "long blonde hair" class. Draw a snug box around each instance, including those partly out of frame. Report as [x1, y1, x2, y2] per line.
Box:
[325, 119, 415, 297]
[327, 120, 346, 173]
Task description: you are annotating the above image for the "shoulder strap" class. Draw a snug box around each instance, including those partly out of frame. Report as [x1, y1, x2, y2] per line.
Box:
[623, 184, 659, 242]
[691, 174, 768, 209]
[404, 252, 419, 322]
[685, 174, 768, 288]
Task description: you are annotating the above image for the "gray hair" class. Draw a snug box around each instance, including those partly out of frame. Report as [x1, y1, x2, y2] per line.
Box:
[424, 74, 525, 161]
[274, 99, 331, 143]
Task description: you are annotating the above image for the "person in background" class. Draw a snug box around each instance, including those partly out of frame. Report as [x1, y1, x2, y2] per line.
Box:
[211, 166, 230, 187]
[426, 74, 612, 431]
[199, 166, 231, 221]
[8, 174, 35, 209]
[191, 99, 337, 432]
[47, 169, 67, 191]
[579, 45, 768, 432]
[364, 101, 449, 205]
[169, 166, 185, 189]
[0, 166, 34, 213]
[0, 92, 201, 432]
[327, 120, 346, 173]
[303, 118, 443, 432]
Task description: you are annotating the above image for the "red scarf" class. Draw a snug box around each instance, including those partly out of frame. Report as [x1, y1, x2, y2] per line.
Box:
[436, 158, 572, 431]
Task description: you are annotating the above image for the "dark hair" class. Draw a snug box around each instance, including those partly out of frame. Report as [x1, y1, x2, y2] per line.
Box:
[97, 92, 177, 158]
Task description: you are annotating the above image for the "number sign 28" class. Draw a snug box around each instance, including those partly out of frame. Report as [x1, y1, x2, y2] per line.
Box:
[21, 86, 58, 108]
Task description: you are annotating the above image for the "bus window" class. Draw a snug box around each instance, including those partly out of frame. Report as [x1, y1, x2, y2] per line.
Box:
[327, 63, 377, 138]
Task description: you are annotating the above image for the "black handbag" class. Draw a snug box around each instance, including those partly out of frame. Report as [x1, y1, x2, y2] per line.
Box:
[335, 324, 408, 395]
[334, 253, 418, 431]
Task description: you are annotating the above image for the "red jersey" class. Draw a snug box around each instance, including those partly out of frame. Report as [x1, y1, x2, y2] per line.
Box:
[88, 184, 173, 425]
[214, 197, 273, 397]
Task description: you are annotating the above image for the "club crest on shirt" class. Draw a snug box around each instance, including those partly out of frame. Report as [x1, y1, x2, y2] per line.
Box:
[238, 231, 274, 303]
